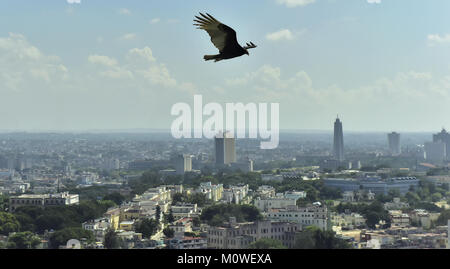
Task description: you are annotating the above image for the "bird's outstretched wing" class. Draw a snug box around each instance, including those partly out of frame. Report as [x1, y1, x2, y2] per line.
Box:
[194, 13, 239, 53]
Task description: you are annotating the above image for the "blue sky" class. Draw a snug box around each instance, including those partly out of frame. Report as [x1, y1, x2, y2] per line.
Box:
[1, 0, 450, 132]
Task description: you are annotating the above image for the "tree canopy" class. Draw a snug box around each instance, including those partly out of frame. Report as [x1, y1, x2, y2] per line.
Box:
[293, 226, 352, 249]
[248, 238, 287, 249]
[200, 204, 262, 226]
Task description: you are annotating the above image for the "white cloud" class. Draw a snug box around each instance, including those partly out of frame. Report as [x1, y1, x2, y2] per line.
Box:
[367, 0, 381, 3]
[127, 47, 156, 64]
[150, 18, 160, 24]
[266, 29, 295, 41]
[427, 34, 450, 46]
[222, 65, 450, 130]
[275, 0, 316, 8]
[0, 33, 68, 91]
[67, 0, 81, 4]
[88, 47, 178, 87]
[88, 55, 118, 67]
[120, 33, 137, 40]
[119, 8, 131, 15]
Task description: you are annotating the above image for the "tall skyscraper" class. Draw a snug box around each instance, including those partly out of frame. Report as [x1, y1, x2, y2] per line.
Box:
[333, 117, 344, 161]
[174, 154, 192, 175]
[388, 132, 401, 156]
[433, 128, 450, 160]
[424, 142, 446, 164]
[215, 131, 236, 166]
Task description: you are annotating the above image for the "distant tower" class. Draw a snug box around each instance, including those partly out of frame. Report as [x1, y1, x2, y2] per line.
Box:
[388, 132, 401, 156]
[174, 154, 192, 175]
[215, 131, 236, 166]
[333, 116, 344, 161]
[433, 128, 450, 160]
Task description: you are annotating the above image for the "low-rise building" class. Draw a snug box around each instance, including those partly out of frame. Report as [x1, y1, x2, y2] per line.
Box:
[119, 220, 135, 231]
[167, 237, 207, 249]
[169, 217, 193, 237]
[256, 186, 276, 199]
[9, 192, 79, 212]
[384, 198, 410, 210]
[265, 205, 329, 230]
[104, 207, 121, 231]
[197, 182, 223, 202]
[171, 203, 199, 219]
[82, 218, 111, 242]
[207, 219, 301, 249]
[222, 184, 249, 204]
[254, 197, 297, 212]
[331, 212, 366, 230]
[389, 210, 410, 228]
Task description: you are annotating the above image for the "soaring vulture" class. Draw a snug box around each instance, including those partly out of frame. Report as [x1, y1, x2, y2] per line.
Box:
[194, 13, 257, 62]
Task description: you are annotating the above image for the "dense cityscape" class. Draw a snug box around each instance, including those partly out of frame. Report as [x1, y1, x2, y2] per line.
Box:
[1, 118, 450, 249]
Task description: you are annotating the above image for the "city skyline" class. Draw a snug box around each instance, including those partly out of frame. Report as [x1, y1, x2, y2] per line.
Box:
[1, 1, 450, 132]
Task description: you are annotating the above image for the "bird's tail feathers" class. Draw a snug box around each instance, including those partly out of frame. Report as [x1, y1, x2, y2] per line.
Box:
[204, 55, 222, 62]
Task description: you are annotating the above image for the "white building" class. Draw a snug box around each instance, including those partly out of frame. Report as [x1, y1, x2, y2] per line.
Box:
[342, 191, 355, 202]
[222, 184, 249, 204]
[82, 218, 111, 242]
[168, 237, 207, 249]
[384, 197, 410, 210]
[389, 210, 410, 228]
[196, 182, 223, 202]
[283, 191, 307, 201]
[331, 212, 366, 230]
[254, 197, 297, 212]
[171, 203, 199, 219]
[169, 217, 193, 237]
[9, 192, 79, 212]
[207, 219, 301, 249]
[256, 185, 276, 199]
[265, 205, 329, 230]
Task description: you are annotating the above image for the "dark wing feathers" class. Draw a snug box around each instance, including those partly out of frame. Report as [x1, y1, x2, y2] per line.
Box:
[193, 13, 239, 53]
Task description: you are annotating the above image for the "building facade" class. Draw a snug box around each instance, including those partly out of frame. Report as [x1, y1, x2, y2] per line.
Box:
[9, 192, 79, 212]
[207, 219, 301, 249]
[388, 132, 401, 156]
[264, 205, 329, 230]
[215, 132, 236, 166]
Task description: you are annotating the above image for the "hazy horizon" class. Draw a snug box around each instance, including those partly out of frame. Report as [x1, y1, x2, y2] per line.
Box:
[2, 0, 450, 132]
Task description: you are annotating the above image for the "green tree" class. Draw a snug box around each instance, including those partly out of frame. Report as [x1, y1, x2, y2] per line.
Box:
[7, 232, 41, 249]
[155, 205, 161, 223]
[163, 228, 175, 238]
[0, 195, 9, 212]
[192, 217, 201, 227]
[188, 193, 209, 207]
[0, 212, 20, 235]
[248, 238, 287, 249]
[102, 192, 126, 205]
[200, 204, 262, 226]
[48, 227, 94, 249]
[104, 229, 120, 249]
[293, 227, 352, 249]
[431, 193, 443, 202]
[164, 209, 175, 224]
[436, 209, 450, 226]
[135, 219, 159, 238]
[172, 193, 188, 205]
